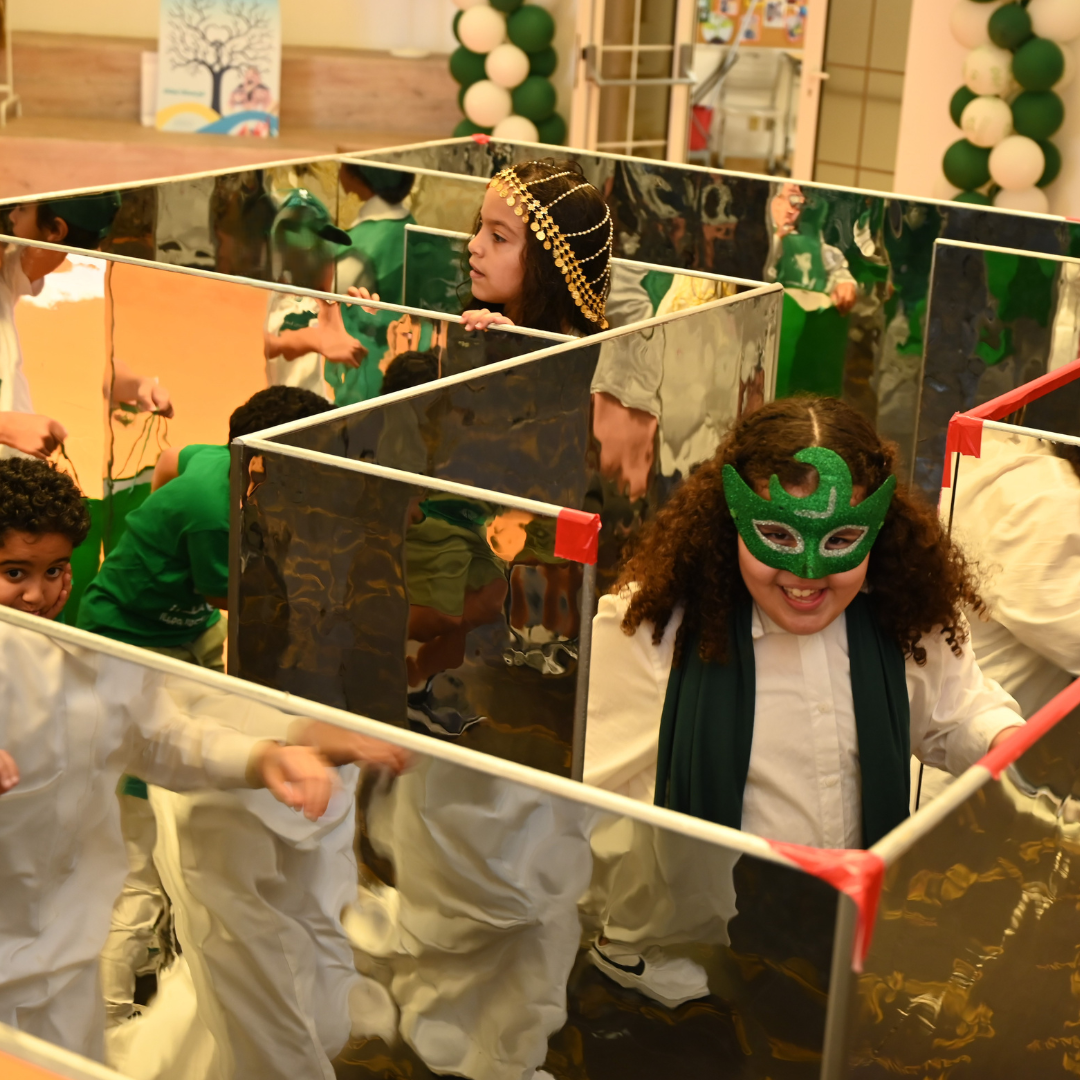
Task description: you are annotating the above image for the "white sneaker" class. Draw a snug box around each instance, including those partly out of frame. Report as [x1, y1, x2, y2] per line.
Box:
[588, 939, 710, 1009]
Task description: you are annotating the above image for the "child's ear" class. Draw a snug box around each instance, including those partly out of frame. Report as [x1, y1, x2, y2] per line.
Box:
[45, 218, 69, 244]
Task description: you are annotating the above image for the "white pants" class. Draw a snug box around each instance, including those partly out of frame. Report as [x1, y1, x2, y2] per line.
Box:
[150, 775, 361, 1080]
[368, 759, 597, 1080]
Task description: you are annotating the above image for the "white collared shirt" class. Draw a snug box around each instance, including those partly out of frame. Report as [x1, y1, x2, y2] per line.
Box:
[583, 591, 1022, 848]
[0, 245, 40, 417]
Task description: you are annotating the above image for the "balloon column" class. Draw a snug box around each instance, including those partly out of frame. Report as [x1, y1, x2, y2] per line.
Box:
[449, 0, 566, 144]
[945, 0, 1080, 213]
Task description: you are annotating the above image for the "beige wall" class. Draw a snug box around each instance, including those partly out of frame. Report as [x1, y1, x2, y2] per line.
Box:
[895, 0, 1080, 215]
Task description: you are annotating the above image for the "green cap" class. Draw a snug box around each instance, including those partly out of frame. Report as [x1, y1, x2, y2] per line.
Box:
[274, 188, 351, 247]
[40, 192, 122, 241]
[722, 447, 896, 579]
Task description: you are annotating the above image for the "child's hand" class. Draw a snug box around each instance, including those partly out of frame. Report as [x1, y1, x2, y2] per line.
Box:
[135, 378, 175, 419]
[0, 412, 67, 459]
[251, 742, 338, 821]
[291, 720, 413, 774]
[346, 286, 382, 315]
[0, 750, 20, 794]
[40, 567, 72, 620]
[461, 309, 515, 332]
[315, 300, 368, 367]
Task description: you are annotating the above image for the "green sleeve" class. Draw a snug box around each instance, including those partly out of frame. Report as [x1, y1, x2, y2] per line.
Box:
[186, 529, 230, 598]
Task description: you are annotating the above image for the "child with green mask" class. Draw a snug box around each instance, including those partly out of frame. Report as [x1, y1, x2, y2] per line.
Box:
[578, 395, 1025, 1008]
[587, 394, 1024, 846]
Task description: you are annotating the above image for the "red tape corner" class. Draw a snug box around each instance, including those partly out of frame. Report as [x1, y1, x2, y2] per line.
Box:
[942, 355, 1080, 487]
[471, 133, 491, 144]
[767, 840, 885, 972]
[554, 508, 601, 565]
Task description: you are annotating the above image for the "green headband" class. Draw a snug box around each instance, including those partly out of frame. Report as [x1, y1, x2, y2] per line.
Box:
[722, 446, 895, 579]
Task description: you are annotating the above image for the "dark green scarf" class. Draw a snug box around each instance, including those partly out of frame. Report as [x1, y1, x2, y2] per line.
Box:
[654, 593, 910, 848]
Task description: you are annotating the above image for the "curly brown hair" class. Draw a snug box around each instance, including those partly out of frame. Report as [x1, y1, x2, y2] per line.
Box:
[0, 458, 90, 548]
[461, 158, 612, 337]
[618, 396, 982, 666]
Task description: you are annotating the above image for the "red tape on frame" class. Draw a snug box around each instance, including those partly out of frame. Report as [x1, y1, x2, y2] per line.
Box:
[767, 840, 886, 972]
[979, 676, 1080, 780]
[554, 509, 601, 565]
[941, 355, 1080, 487]
[471, 134, 491, 144]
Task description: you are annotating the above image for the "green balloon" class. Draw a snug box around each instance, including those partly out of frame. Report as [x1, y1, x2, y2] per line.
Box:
[950, 85, 977, 128]
[512, 75, 557, 122]
[1012, 37, 1065, 92]
[491, 0, 523, 11]
[453, 10, 462, 44]
[529, 47, 558, 77]
[988, 3, 1032, 49]
[536, 112, 567, 145]
[1037, 138, 1061, 186]
[943, 139, 991, 190]
[954, 191, 992, 205]
[507, 5, 555, 53]
[454, 118, 493, 138]
[450, 46, 487, 87]
[1012, 90, 1064, 139]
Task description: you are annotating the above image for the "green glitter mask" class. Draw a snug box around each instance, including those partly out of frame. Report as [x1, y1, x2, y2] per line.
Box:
[722, 447, 896, 579]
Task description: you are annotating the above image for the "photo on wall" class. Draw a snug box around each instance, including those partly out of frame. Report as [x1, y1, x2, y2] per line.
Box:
[155, 0, 281, 136]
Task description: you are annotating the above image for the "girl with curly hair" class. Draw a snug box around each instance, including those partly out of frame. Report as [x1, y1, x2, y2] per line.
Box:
[584, 395, 1025, 850]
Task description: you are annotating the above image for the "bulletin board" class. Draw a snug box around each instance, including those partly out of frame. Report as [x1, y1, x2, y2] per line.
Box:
[698, 0, 807, 48]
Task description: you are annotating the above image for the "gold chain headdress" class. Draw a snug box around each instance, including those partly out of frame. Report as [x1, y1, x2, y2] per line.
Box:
[490, 163, 613, 329]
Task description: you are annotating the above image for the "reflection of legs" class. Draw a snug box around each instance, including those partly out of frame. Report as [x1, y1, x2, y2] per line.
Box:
[151, 786, 359, 1080]
[582, 817, 739, 1008]
[786, 305, 849, 397]
[407, 577, 508, 687]
[100, 790, 170, 1025]
[776, 293, 808, 398]
[367, 760, 596, 1080]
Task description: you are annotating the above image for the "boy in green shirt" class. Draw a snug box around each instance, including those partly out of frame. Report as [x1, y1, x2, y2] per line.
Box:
[78, 385, 332, 666]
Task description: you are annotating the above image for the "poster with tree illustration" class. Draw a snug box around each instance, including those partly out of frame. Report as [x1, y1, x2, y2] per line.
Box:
[156, 0, 281, 136]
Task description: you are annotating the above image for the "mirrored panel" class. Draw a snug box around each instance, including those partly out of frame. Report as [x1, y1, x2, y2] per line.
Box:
[0, 237, 561, 630]
[352, 137, 1080, 473]
[233, 444, 599, 776]
[914, 240, 1080, 500]
[0, 608, 850, 1080]
[263, 286, 782, 595]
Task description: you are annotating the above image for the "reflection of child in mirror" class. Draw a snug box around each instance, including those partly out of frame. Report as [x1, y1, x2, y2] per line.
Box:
[2, 198, 174, 459]
[461, 159, 613, 337]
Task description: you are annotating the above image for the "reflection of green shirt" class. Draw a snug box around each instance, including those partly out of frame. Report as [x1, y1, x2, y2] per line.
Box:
[78, 445, 229, 647]
[326, 214, 417, 407]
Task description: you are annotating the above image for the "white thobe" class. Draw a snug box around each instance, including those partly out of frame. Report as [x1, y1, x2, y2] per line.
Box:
[0, 621, 266, 1061]
[950, 433, 1080, 718]
[0, 245, 41, 460]
[584, 591, 1022, 848]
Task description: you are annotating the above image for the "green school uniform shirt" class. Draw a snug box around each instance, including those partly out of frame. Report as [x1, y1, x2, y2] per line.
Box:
[78, 444, 229, 647]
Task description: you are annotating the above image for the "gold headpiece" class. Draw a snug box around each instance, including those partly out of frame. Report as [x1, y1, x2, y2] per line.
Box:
[490, 164, 613, 330]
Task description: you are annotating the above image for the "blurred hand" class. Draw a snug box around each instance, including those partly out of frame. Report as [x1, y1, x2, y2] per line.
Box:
[316, 300, 368, 367]
[135, 378, 175, 418]
[989, 724, 1024, 752]
[252, 742, 337, 821]
[293, 720, 413, 773]
[461, 308, 514, 332]
[831, 281, 857, 315]
[592, 392, 658, 502]
[0, 749, 19, 794]
[347, 285, 382, 315]
[0, 412, 68, 459]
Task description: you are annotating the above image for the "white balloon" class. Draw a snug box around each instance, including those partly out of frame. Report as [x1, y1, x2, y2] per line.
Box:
[989, 134, 1046, 189]
[485, 43, 530, 88]
[463, 80, 513, 127]
[963, 43, 1015, 96]
[453, 0, 487, 8]
[960, 94, 1014, 147]
[934, 173, 964, 202]
[993, 185, 1051, 213]
[492, 114, 540, 141]
[949, 0, 1004, 49]
[1028, 0, 1080, 42]
[458, 5, 506, 53]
